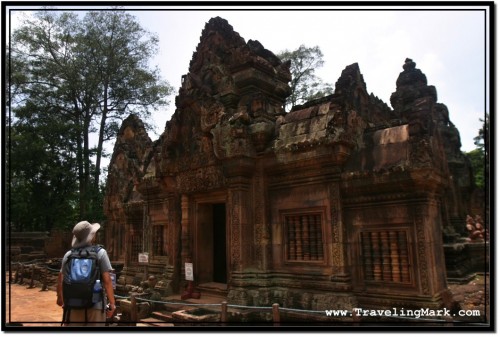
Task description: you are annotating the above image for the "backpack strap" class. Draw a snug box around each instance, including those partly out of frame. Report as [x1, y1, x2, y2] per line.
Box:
[91, 245, 102, 279]
[94, 245, 106, 313]
[89, 245, 106, 313]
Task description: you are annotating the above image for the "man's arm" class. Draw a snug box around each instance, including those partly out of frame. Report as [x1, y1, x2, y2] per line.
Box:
[101, 271, 116, 318]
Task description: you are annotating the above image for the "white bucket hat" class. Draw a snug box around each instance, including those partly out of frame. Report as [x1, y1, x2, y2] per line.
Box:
[71, 221, 100, 248]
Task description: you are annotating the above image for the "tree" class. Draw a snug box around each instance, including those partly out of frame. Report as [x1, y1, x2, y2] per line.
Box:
[474, 112, 489, 161]
[277, 45, 333, 109]
[466, 148, 485, 189]
[8, 105, 79, 231]
[9, 9, 173, 228]
[465, 113, 489, 227]
[468, 113, 489, 189]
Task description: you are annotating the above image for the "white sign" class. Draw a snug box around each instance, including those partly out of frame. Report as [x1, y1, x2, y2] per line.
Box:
[138, 252, 149, 264]
[185, 262, 194, 281]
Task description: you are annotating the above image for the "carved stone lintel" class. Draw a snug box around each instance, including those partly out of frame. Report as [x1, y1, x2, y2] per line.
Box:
[176, 166, 226, 194]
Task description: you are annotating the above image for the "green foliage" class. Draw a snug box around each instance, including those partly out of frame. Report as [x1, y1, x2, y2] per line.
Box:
[465, 148, 485, 189]
[8, 106, 79, 231]
[474, 113, 489, 158]
[8, 9, 173, 231]
[466, 113, 489, 190]
[277, 45, 333, 109]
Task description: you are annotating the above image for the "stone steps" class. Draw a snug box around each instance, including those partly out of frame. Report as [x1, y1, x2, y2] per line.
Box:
[140, 293, 228, 325]
[137, 317, 174, 327]
[195, 282, 228, 298]
[150, 311, 174, 321]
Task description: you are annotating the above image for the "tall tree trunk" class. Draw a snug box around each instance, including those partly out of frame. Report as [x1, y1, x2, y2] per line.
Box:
[83, 113, 91, 219]
[75, 113, 86, 219]
[93, 83, 108, 193]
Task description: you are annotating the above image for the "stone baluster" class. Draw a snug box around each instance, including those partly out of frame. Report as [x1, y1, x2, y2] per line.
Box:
[315, 215, 324, 260]
[294, 216, 303, 260]
[380, 231, 392, 281]
[288, 217, 296, 260]
[309, 215, 318, 260]
[389, 231, 401, 282]
[302, 215, 310, 260]
[371, 232, 382, 281]
[398, 231, 410, 282]
[361, 231, 373, 280]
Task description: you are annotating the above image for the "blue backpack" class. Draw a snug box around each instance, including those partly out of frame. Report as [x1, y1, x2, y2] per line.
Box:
[62, 246, 103, 312]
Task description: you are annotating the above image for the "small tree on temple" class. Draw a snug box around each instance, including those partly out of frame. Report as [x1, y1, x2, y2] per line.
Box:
[277, 45, 333, 110]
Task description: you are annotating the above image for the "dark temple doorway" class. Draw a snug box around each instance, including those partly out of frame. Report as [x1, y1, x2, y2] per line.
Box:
[212, 203, 227, 283]
[195, 201, 227, 285]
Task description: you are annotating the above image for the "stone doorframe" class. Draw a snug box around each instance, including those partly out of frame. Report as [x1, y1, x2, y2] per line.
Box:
[188, 191, 228, 285]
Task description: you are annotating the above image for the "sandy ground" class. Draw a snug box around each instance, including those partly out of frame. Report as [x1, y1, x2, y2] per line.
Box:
[5, 282, 63, 327]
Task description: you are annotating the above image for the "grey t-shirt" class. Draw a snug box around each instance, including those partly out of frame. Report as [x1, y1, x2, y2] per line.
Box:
[61, 246, 113, 310]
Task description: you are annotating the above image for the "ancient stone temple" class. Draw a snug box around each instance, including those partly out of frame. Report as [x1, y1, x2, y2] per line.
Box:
[104, 17, 476, 312]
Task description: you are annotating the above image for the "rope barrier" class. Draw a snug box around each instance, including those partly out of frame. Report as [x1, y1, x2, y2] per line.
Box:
[10, 258, 49, 265]
[45, 266, 61, 273]
[10, 261, 61, 273]
[227, 304, 273, 310]
[279, 306, 325, 314]
[131, 296, 215, 307]
[115, 294, 131, 300]
[128, 295, 320, 314]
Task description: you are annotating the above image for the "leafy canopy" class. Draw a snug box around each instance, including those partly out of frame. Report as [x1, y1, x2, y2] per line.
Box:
[277, 45, 333, 109]
[8, 9, 173, 230]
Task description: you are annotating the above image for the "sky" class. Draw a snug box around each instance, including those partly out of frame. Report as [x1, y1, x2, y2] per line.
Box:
[7, 4, 490, 156]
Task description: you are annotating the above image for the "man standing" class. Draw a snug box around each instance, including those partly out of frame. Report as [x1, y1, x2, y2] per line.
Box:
[56, 221, 116, 326]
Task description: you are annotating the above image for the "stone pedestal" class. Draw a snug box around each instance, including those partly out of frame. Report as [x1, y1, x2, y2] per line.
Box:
[444, 241, 489, 283]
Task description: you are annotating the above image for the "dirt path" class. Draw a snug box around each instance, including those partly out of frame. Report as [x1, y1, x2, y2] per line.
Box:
[6, 282, 63, 327]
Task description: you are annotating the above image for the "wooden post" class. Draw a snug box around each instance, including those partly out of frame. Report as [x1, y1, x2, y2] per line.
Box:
[221, 301, 228, 324]
[352, 309, 361, 325]
[444, 315, 454, 326]
[272, 303, 280, 326]
[14, 264, 19, 284]
[130, 294, 138, 326]
[41, 267, 48, 291]
[18, 264, 24, 285]
[28, 265, 36, 288]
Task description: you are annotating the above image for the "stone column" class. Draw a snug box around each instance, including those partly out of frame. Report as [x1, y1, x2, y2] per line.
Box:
[166, 193, 181, 293]
[225, 158, 255, 273]
[329, 181, 351, 285]
[180, 194, 191, 288]
[413, 199, 449, 296]
[228, 178, 253, 272]
[253, 161, 271, 270]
